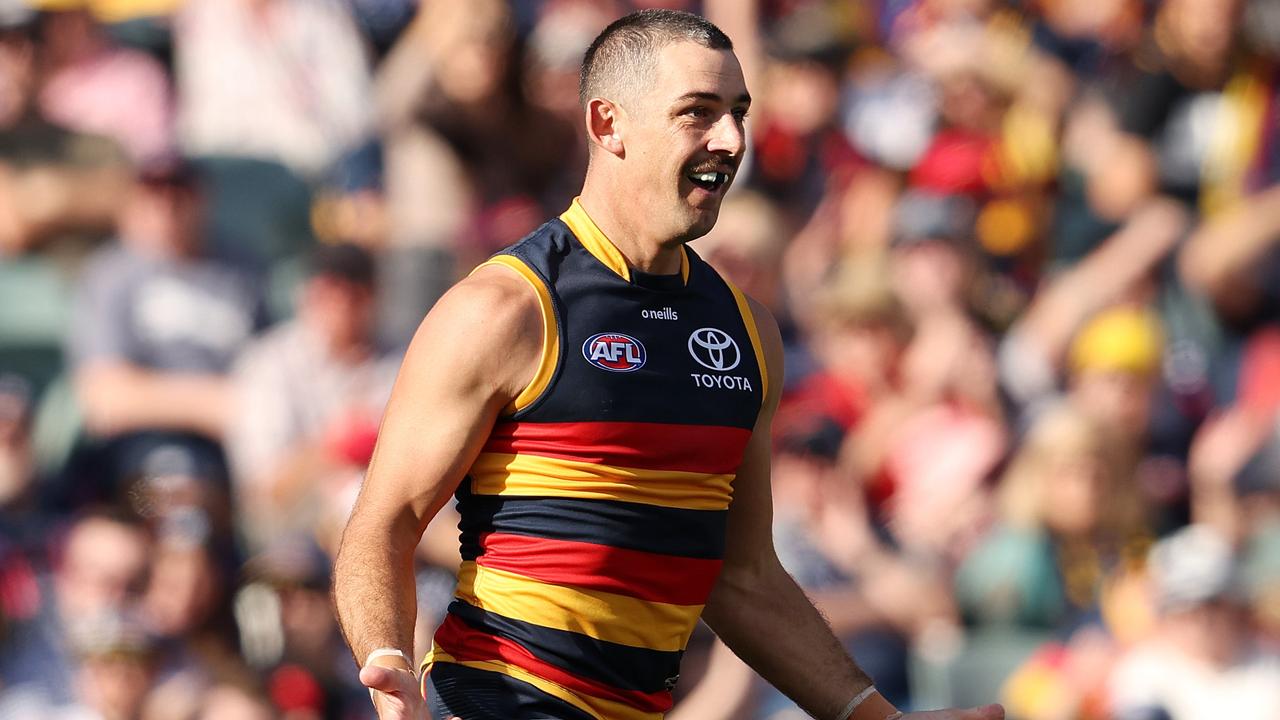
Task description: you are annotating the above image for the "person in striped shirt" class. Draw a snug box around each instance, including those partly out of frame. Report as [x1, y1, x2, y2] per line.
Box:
[333, 9, 1005, 720]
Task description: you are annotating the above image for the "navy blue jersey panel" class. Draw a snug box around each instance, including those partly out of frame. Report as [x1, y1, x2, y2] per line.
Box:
[495, 219, 764, 429]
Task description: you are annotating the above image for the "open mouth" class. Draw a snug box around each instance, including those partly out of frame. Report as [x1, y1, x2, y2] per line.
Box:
[686, 170, 730, 193]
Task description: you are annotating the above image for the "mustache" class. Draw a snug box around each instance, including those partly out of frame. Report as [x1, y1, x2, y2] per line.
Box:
[685, 157, 736, 174]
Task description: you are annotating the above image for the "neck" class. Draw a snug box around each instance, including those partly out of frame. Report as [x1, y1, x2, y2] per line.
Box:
[578, 178, 684, 276]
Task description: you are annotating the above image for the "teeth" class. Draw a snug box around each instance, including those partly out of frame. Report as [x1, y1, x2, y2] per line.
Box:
[691, 172, 724, 184]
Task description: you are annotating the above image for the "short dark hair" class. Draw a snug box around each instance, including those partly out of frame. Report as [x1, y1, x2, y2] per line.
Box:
[579, 9, 733, 109]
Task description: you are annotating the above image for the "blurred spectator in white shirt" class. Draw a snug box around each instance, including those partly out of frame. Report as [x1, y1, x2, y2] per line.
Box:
[226, 243, 394, 550]
[174, 0, 373, 179]
[1108, 525, 1280, 720]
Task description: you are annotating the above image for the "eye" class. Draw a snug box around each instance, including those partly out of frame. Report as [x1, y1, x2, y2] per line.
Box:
[683, 106, 711, 119]
[732, 108, 750, 123]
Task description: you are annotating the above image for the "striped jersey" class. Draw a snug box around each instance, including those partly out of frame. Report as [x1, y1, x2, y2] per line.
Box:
[423, 198, 768, 720]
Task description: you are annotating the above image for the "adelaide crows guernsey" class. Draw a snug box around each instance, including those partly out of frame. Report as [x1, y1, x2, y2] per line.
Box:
[423, 199, 768, 720]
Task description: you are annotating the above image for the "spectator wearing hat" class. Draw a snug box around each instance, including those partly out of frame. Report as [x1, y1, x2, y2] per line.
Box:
[238, 536, 371, 719]
[54, 610, 160, 720]
[1067, 305, 1164, 441]
[1107, 525, 1280, 720]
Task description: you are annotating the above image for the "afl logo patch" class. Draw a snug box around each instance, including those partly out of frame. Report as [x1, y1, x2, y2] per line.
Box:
[688, 327, 741, 371]
[582, 332, 647, 372]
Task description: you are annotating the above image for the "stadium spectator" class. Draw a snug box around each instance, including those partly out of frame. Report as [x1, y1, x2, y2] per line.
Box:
[241, 536, 369, 718]
[34, 4, 173, 163]
[957, 403, 1149, 630]
[226, 242, 395, 550]
[0, 9, 128, 256]
[173, 0, 373, 180]
[66, 156, 262, 504]
[1, 1, 1279, 717]
[64, 610, 161, 720]
[1107, 524, 1280, 720]
[0, 508, 151, 713]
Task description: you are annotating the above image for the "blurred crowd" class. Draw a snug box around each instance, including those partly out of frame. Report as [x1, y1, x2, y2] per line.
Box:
[1, 0, 1280, 718]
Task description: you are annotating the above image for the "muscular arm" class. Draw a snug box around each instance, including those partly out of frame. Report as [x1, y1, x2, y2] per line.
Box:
[701, 297, 896, 720]
[704, 298, 1002, 720]
[332, 265, 542, 672]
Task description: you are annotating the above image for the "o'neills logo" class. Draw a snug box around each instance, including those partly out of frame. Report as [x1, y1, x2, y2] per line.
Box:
[641, 307, 679, 320]
[582, 332, 647, 372]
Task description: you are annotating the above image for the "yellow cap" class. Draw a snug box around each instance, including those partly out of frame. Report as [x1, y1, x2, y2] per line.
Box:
[1070, 306, 1163, 375]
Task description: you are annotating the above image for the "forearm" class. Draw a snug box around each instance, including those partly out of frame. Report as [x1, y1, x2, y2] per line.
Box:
[1021, 197, 1185, 365]
[333, 509, 423, 666]
[76, 363, 230, 438]
[702, 558, 894, 720]
[1181, 183, 1280, 296]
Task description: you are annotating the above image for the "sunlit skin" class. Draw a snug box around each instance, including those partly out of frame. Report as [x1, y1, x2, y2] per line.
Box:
[578, 41, 751, 275]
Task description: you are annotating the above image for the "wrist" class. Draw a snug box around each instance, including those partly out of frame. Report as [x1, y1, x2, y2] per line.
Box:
[363, 647, 414, 673]
[837, 685, 901, 720]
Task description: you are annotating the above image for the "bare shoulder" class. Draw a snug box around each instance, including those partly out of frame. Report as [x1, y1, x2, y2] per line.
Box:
[398, 262, 544, 405]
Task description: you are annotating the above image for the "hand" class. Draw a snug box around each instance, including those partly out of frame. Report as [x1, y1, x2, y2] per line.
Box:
[901, 704, 1005, 720]
[1187, 409, 1267, 492]
[359, 662, 431, 720]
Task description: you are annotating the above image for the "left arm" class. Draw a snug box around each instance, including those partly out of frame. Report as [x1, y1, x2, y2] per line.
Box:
[702, 298, 1004, 720]
[701, 297, 896, 720]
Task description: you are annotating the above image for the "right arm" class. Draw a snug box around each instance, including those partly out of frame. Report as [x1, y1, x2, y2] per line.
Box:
[332, 264, 543, 718]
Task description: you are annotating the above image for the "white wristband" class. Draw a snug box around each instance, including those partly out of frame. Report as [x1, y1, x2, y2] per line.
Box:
[363, 647, 411, 669]
[835, 685, 880, 720]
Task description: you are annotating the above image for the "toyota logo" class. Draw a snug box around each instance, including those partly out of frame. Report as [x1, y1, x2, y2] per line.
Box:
[688, 328, 740, 371]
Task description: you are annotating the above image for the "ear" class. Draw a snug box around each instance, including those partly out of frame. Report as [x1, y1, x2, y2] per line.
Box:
[585, 98, 626, 158]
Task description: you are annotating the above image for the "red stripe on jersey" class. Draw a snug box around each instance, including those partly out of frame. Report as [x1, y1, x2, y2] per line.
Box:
[434, 614, 674, 714]
[483, 421, 751, 475]
[475, 532, 722, 606]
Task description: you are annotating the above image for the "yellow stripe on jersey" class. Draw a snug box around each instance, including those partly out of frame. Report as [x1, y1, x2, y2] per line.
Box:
[559, 198, 691, 286]
[560, 198, 630, 281]
[423, 649, 605, 720]
[426, 651, 664, 720]
[469, 452, 734, 510]
[454, 562, 704, 652]
[472, 255, 560, 413]
[724, 278, 769, 404]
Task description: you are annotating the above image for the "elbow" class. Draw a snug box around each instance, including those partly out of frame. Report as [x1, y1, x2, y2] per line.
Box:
[75, 370, 126, 436]
[711, 551, 785, 604]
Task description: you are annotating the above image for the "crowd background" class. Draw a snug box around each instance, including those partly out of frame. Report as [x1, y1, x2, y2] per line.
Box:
[1, 0, 1280, 718]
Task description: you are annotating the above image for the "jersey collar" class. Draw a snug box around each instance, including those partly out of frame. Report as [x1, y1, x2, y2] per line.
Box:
[559, 198, 691, 285]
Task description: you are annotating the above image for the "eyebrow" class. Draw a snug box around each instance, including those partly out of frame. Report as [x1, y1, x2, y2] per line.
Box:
[674, 91, 752, 106]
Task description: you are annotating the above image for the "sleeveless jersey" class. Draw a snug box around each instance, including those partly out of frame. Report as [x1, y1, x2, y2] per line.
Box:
[423, 199, 768, 720]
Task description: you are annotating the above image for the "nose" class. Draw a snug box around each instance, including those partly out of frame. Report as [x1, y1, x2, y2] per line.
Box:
[706, 112, 745, 159]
